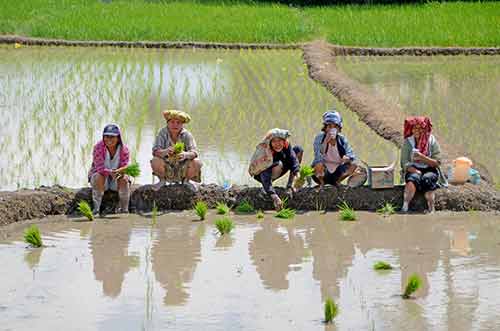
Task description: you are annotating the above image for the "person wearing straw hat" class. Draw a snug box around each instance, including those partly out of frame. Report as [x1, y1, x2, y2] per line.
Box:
[249, 128, 303, 210]
[401, 116, 446, 213]
[88, 123, 131, 214]
[151, 109, 202, 191]
[311, 110, 357, 188]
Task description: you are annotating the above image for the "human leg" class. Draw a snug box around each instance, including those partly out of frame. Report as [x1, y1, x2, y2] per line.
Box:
[402, 172, 421, 212]
[117, 176, 130, 213]
[90, 173, 106, 214]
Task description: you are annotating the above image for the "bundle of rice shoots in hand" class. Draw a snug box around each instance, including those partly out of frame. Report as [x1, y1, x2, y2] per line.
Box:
[174, 142, 184, 154]
[123, 161, 141, 178]
[294, 165, 314, 189]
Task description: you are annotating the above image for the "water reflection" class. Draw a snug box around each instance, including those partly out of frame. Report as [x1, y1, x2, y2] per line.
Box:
[90, 221, 138, 298]
[24, 247, 43, 270]
[151, 222, 202, 306]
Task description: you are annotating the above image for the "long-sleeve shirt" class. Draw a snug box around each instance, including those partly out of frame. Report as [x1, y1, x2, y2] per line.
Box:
[88, 141, 130, 178]
[258, 144, 300, 195]
[311, 132, 355, 168]
[152, 127, 198, 157]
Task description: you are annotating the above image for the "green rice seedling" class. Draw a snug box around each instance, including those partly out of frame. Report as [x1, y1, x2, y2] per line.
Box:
[338, 201, 356, 221]
[377, 202, 396, 216]
[24, 225, 43, 248]
[275, 208, 296, 219]
[324, 297, 338, 323]
[78, 200, 94, 221]
[215, 217, 234, 235]
[294, 165, 315, 188]
[194, 201, 208, 220]
[173, 142, 185, 155]
[402, 274, 422, 299]
[216, 202, 230, 215]
[373, 261, 393, 270]
[235, 200, 255, 213]
[123, 161, 141, 178]
[256, 210, 264, 219]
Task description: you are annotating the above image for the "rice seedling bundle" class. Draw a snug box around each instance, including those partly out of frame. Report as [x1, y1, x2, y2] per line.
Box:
[24, 225, 43, 248]
[377, 202, 396, 216]
[235, 200, 254, 213]
[324, 297, 338, 323]
[215, 217, 234, 235]
[216, 202, 230, 215]
[373, 261, 393, 270]
[275, 208, 296, 219]
[194, 201, 208, 220]
[123, 161, 141, 178]
[338, 201, 356, 221]
[294, 165, 314, 189]
[77, 200, 94, 221]
[403, 274, 422, 299]
[256, 210, 264, 219]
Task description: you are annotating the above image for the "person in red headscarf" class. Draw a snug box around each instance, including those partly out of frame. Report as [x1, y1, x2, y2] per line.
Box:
[400, 116, 445, 213]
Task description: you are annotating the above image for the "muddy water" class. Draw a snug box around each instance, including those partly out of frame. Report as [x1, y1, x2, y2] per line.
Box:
[336, 55, 500, 186]
[0, 46, 397, 190]
[1, 212, 500, 330]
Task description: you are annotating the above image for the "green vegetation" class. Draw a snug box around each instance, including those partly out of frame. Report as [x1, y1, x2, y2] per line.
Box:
[194, 201, 208, 220]
[338, 201, 356, 221]
[235, 200, 255, 213]
[77, 200, 94, 221]
[151, 202, 158, 225]
[122, 161, 141, 178]
[377, 202, 396, 216]
[24, 225, 43, 247]
[294, 165, 314, 189]
[256, 210, 265, 219]
[403, 274, 422, 299]
[173, 142, 185, 155]
[373, 261, 393, 270]
[215, 217, 234, 235]
[216, 202, 230, 215]
[1, 1, 498, 46]
[324, 297, 338, 323]
[275, 207, 296, 219]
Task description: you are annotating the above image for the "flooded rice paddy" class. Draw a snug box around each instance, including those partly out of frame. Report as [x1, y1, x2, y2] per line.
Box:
[1, 212, 500, 330]
[0, 46, 398, 190]
[336, 55, 500, 185]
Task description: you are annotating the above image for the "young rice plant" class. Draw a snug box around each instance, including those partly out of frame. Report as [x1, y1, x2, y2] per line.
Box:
[194, 201, 208, 220]
[403, 274, 422, 299]
[122, 161, 141, 178]
[377, 202, 396, 216]
[216, 202, 230, 215]
[275, 207, 296, 219]
[24, 225, 43, 247]
[373, 261, 393, 270]
[338, 201, 356, 221]
[324, 297, 338, 323]
[78, 200, 94, 221]
[235, 200, 254, 213]
[215, 217, 234, 235]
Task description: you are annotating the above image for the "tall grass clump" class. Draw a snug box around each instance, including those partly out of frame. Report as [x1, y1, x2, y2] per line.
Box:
[194, 201, 208, 220]
[122, 161, 141, 178]
[24, 225, 43, 247]
[403, 274, 422, 299]
[338, 201, 356, 221]
[324, 297, 338, 323]
[294, 165, 314, 189]
[275, 208, 296, 219]
[377, 202, 396, 216]
[235, 200, 254, 213]
[216, 202, 230, 215]
[373, 261, 393, 270]
[215, 217, 234, 235]
[78, 200, 94, 221]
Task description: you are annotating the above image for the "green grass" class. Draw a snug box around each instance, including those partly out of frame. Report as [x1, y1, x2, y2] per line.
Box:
[24, 225, 43, 247]
[215, 217, 234, 235]
[373, 261, 393, 270]
[77, 200, 94, 221]
[324, 297, 338, 323]
[0, 1, 498, 46]
[151, 202, 158, 225]
[376, 202, 396, 216]
[338, 201, 356, 221]
[403, 274, 422, 299]
[275, 207, 296, 219]
[216, 202, 230, 215]
[235, 200, 254, 213]
[194, 201, 208, 220]
[122, 161, 141, 178]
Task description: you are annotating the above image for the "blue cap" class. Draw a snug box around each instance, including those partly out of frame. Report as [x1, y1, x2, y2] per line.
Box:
[322, 111, 342, 128]
[102, 123, 121, 136]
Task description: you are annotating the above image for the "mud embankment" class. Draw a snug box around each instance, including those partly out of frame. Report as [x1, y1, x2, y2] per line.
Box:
[1, 184, 499, 226]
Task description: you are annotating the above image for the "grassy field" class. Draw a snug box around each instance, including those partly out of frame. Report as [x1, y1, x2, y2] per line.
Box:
[0, 1, 498, 46]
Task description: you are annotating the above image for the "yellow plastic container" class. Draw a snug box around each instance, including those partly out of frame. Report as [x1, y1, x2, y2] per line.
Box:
[452, 157, 473, 184]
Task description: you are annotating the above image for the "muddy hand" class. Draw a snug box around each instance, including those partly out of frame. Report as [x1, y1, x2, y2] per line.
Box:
[271, 194, 283, 211]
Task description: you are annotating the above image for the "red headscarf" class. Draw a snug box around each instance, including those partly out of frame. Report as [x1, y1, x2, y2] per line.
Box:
[404, 116, 432, 155]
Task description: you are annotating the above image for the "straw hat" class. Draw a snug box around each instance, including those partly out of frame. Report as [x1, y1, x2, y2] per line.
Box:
[162, 109, 191, 124]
